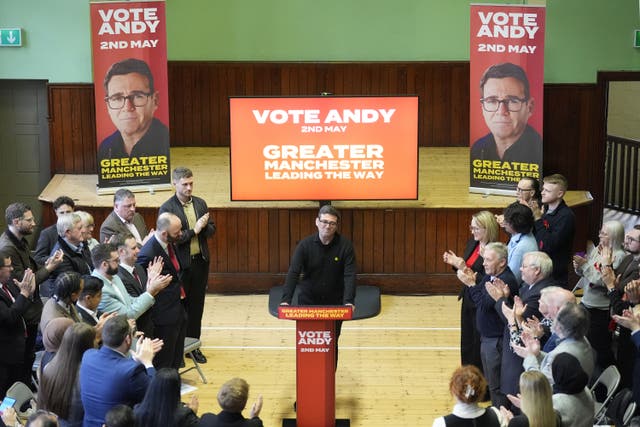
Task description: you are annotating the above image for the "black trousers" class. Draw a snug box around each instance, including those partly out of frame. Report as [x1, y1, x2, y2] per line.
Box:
[153, 306, 187, 370]
[183, 255, 209, 339]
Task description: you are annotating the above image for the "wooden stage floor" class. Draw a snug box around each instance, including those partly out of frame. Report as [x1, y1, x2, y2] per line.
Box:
[39, 147, 591, 209]
[182, 293, 463, 427]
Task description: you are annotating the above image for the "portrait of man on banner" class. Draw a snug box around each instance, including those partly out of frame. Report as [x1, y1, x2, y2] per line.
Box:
[98, 58, 170, 162]
[471, 62, 542, 164]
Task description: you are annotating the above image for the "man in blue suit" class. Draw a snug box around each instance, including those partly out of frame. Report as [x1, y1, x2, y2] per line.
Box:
[80, 314, 161, 427]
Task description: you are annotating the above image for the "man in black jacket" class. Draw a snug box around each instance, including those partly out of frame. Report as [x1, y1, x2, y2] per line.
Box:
[159, 167, 215, 363]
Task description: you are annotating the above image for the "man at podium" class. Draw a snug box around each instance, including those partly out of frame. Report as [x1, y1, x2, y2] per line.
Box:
[280, 205, 356, 364]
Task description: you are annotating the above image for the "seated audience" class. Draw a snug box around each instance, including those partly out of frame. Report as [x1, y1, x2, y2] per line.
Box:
[103, 405, 135, 427]
[515, 302, 594, 385]
[199, 377, 263, 427]
[133, 368, 199, 427]
[25, 410, 59, 427]
[573, 219, 626, 372]
[550, 352, 594, 427]
[38, 323, 96, 427]
[432, 365, 502, 427]
[80, 315, 162, 427]
[500, 371, 561, 426]
[0, 407, 17, 427]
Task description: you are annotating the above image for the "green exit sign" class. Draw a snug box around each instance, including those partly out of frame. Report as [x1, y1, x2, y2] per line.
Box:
[0, 28, 22, 47]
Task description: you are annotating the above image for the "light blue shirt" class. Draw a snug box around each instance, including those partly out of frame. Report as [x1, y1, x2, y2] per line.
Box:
[507, 232, 538, 283]
[92, 270, 155, 320]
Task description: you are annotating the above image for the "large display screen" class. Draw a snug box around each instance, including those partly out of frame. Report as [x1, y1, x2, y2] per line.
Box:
[229, 96, 419, 201]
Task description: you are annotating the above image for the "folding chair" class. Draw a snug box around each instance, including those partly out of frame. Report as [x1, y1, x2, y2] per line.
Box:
[602, 388, 636, 427]
[590, 365, 621, 424]
[180, 337, 207, 383]
[5, 381, 35, 422]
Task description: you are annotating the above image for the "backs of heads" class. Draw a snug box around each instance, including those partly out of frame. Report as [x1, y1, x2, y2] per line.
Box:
[101, 314, 131, 348]
[80, 275, 104, 299]
[449, 365, 487, 404]
[217, 377, 250, 413]
[42, 317, 75, 352]
[551, 352, 588, 395]
[503, 201, 534, 234]
[54, 271, 82, 301]
[104, 405, 135, 427]
[554, 302, 589, 340]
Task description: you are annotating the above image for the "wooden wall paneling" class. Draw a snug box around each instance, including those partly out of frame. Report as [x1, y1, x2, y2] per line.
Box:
[392, 210, 406, 272]
[213, 209, 228, 273]
[413, 210, 427, 274]
[404, 209, 416, 273]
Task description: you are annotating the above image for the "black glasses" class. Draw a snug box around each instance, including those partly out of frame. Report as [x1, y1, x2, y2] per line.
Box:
[104, 91, 152, 109]
[318, 219, 338, 227]
[480, 96, 528, 112]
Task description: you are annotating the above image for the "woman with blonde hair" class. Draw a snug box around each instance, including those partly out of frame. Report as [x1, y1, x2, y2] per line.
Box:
[501, 370, 561, 427]
[443, 211, 499, 373]
[432, 365, 502, 426]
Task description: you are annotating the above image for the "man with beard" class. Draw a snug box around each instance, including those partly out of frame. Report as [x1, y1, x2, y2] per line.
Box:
[91, 243, 171, 326]
[137, 212, 187, 369]
[0, 202, 64, 386]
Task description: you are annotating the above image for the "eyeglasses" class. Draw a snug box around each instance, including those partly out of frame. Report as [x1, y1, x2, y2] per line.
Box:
[625, 236, 640, 243]
[480, 96, 529, 112]
[516, 187, 533, 193]
[318, 219, 338, 227]
[104, 91, 152, 109]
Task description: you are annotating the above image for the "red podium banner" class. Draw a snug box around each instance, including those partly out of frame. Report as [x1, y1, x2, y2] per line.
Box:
[279, 306, 353, 427]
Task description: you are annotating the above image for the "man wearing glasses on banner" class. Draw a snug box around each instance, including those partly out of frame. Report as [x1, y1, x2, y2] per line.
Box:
[98, 58, 170, 161]
[471, 62, 542, 164]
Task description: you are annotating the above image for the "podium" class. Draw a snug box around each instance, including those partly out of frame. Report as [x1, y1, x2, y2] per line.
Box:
[269, 285, 381, 427]
[279, 305, 352, 427]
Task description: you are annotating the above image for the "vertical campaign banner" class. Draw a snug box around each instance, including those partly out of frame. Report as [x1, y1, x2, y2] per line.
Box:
[90, 1, 171, 192]
[469, 4, 545, 194]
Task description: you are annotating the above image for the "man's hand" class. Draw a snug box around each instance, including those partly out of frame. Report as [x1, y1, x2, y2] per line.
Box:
[131, 336, 157, 366]
[249, 394, 263, 418]
[194, 213, 210, 235]
[15, 268, 35, 298]
[522, 315, 544, 339]
[456, 267, 477, 287]
[613, 308, 640, 333]
[625, 280, 640, 304]
[485, 281, 503, 302]
[513, 296, 527, 323]
[44, 249, 64, 272]
[512, 328, 540, 358]
[186, 394, 199, 415]
[346, 303, 355, 313]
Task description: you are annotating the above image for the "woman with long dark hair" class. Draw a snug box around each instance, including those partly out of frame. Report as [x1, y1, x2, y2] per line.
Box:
[134, 368, 199, 427]
[38, 322, 96, 427]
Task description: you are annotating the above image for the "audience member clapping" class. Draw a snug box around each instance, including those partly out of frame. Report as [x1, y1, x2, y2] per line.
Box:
[500, 371, 561, 426]
[432, 365, 502, 427]
[199, 378, 263, 427]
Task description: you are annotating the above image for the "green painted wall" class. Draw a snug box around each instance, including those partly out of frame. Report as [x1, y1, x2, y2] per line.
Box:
[1, 0, 639, 83]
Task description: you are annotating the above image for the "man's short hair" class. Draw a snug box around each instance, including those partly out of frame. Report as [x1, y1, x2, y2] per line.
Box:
[217, 377, 249, 413]
[485, 242, 508, 261]
[480, 62, 530, 99]
[101, 314, 131, 348]
[26, 410, 59, 427]
[318, 204, 341, 222]
[523, 251, 553, 279]
[5, 202, 31, 224]
[54, 272, 83, 300]
[113, 233, 136, 249]
[80, 275, 104, 299]
[91, 243, 117, 267]
[52, 196, 75, 211]
[114, 188, 135, 204]
[555, 302, 589, 340]
[172, 166, 193, 182]
[56, 213, 82, 237]
[503, 201, 534, 234]
[103, 58, 155, 94]
[104, 405, 135, 427]
[156, 212, 177, 232]
[543, 174, 569, 192]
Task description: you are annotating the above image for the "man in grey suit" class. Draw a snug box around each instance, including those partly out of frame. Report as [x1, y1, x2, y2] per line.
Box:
[91, 243, 171, 331]
[100, 189, 150, 245]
